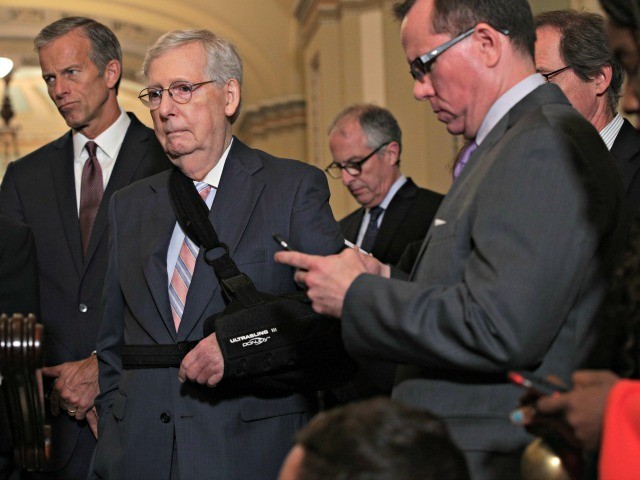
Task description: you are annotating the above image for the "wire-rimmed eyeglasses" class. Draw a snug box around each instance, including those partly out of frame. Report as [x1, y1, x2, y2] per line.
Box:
[138, 80, 216, 110]
[324, 142, 390, 179]
[539, 65, 573, 83]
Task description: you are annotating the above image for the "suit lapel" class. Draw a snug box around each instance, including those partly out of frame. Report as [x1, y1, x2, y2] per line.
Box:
[342, 210, 364, 243]
[178, 139, 266, 340]
[50, 133, 84, 276]
[412, 84, 566, 271]
[83, 115, 150, 269]
[373, 179, 417, 259]
[611, 120, 640, 193]
[140, 174, 176, 339]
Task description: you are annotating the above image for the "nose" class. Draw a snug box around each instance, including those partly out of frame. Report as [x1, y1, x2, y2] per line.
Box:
[341, 168, 355, 186]
[622, 79, 640, 117]
[413, 75, 435, 101]
[53, 77, 69, 99]
[157, 89, 177, 118]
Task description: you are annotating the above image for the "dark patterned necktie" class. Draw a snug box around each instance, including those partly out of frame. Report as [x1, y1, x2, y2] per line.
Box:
[360, 206, 384, 252]
[79, 141, 104, 256]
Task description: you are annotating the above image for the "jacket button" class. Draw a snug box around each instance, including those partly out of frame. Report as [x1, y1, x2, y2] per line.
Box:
[79, 304, 88, 313]
[160, 412, 171, 423]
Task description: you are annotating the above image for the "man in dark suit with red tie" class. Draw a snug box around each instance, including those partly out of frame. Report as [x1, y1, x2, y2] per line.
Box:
[0, 17, 170, 479]
[327, 104, 443, 267]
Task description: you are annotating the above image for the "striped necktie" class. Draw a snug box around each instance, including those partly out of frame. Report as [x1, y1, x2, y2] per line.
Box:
[169, 182, 212, 332]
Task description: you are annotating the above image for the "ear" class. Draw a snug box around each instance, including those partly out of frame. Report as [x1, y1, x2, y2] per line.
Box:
[473, 22, 503, 68]
[594, 64, 613, 96]
[224, 78, 241, 118]
[385, 141, 401, 166]
[103, 59, 121, 89]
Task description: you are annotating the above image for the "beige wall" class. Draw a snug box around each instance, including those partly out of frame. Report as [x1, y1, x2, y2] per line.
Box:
[0, 0, 609, 217]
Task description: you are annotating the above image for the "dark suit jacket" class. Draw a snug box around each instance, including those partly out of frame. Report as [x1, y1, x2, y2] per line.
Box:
[0, 214, 39, 317]
[341, 84, 627, 480]
[339, 178, 443, 266]
[92, 138, 344, 480]
[0, 214, 39, 458]
[335, 178, 442, 400]
[611, 118, 640, 208]
[0, 113, 170, 476]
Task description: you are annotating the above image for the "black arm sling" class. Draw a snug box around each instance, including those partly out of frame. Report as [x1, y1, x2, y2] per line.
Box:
[121, 168, 356, 392]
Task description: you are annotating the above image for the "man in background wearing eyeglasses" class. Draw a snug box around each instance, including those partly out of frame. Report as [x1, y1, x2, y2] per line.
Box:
[324, 104, 442, 402]
[327, 104, 442, 267]
[535, 9, 640, 208]
[0, 17, 170, 480]
[90, 29, 343, 480]
[276, 0, 628, 478]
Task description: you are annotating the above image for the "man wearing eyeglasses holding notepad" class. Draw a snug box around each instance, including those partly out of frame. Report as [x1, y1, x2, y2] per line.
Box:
[326, 104, 443, 268]
[276, 0, 628, 478]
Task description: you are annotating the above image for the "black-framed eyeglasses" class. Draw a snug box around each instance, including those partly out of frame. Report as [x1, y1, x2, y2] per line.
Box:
[324, 142, 390, 179]
[409, 25, 510, 81]
[138, 80, 216, 110]
[539, 65, 573, 83]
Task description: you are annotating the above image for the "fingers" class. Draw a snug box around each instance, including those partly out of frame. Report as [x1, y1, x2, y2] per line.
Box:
[274, 251, 314, 270]
[41, 365, 62, 378]
[179, 335, 224, 386]
[572, 369, 619, 388]
[86, 408, 99, 439]
[536, 393, 570, 414]
[293, 269, 308, 288]
[510, 405, 535, 426]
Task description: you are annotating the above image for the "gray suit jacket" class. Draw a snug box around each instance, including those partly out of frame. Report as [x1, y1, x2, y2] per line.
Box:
[341, 84, 627, 478]
[0, 113, 170, 476]
[93, 138, 344, 480]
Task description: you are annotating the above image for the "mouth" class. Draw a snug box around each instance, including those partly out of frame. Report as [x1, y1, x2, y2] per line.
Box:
[349, 186, 366, 197]
[165, 129, 188, 137]
[434, 109, 453, 123]
[57, 102, 76, 113]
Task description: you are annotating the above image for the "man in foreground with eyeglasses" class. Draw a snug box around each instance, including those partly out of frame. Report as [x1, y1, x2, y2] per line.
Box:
[327, 105, 442, 267]
[276, 0, 628, 478]
[91, 29, 343, 480]
[535, 10, 640, 208]
[0, 17, 170, 480]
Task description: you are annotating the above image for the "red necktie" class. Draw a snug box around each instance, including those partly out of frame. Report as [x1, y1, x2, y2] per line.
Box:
[79, 141, 104, 256]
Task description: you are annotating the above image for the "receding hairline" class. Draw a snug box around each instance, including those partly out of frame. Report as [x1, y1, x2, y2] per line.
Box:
[143, 39, 205, 79]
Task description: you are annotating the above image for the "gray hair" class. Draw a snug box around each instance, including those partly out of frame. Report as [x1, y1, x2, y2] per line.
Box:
[142, 29, 243, 88]
[329, 104, 403, 157]
[34, 17, 122, 93]
[536, 9, 623, 115]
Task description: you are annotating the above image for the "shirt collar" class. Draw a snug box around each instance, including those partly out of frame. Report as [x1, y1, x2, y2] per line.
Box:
[199, 137, 234, 189]
[372, 175, 406, 212]
[476, 74, 545, 145]
[72, 108, 131, 162]
[599, 113, 624, 151]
